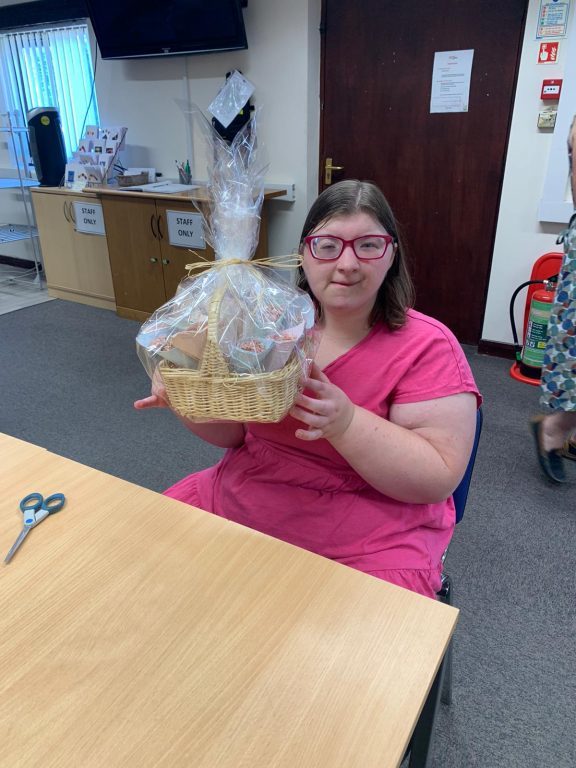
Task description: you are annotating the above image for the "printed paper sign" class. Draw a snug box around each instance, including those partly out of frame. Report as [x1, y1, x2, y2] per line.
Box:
[73, 202, 106, 236]
[166, 210, 205, 249]
[430, 50, 474, 113]
[537, 0, 570, 38]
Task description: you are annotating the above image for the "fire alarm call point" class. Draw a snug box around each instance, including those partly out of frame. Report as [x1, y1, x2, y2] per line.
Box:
[541, 79, 563, 99]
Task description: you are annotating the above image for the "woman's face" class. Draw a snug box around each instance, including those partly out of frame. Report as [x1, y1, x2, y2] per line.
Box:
[302, 212, 396, 322]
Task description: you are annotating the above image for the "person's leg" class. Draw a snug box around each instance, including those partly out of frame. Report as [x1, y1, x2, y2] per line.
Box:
[530, 412, 572, 483]
[539, 411, 576, 451]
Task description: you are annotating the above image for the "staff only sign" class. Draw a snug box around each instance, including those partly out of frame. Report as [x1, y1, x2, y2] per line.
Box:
[73, 202, 106, 235]
[166, 211, 205, 249]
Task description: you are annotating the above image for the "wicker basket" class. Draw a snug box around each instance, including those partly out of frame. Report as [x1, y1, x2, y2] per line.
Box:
[117, 172, 149, 187]
[158, 288, 302, 422]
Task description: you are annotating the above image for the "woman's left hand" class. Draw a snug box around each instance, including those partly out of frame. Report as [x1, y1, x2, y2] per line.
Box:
[290, 362, 355, 441]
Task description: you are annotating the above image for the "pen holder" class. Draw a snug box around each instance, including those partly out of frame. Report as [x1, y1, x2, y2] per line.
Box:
[178, 169, 192, 185]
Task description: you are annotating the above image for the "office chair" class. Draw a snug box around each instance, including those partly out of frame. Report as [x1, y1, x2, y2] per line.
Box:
[438, 405, 483, 706]
[407, 406, 483, 768]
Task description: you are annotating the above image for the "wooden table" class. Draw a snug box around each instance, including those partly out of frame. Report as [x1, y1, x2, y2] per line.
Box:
[0, 434, 458, 767]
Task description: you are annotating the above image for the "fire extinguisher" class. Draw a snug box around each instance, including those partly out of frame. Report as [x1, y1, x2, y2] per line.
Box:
[510, 276, 558, 379]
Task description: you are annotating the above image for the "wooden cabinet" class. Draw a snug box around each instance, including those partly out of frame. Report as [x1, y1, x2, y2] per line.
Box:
[99, 196, 165, 320]
[31, 189, 115, 310]
[156, 199, 225, 300]
[31, 187, 276, 320]
[100, 192, 269, 321]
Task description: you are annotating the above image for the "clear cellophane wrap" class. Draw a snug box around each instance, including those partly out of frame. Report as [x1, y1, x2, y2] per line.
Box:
[136, 110, 316, 422]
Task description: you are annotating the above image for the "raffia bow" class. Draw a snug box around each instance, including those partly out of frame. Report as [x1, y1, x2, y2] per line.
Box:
[185, 252, 302, 276]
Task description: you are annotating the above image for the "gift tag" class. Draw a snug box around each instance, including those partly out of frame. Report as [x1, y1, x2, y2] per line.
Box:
[208, 70, 255, 129]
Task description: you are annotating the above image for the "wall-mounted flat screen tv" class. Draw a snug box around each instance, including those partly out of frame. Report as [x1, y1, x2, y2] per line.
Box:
[85, 0, 247, 60]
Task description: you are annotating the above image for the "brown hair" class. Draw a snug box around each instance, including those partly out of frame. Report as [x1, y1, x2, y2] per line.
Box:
[298, 180, 415, 329]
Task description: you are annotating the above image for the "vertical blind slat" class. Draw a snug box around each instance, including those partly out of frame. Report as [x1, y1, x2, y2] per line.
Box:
[0, 24, 99, 158]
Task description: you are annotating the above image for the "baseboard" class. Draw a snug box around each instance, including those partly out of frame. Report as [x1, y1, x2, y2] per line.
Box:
[477, 339, 515, 359]
[0, 255, 42, 271]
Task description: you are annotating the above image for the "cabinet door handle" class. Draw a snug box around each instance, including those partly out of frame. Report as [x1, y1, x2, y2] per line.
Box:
[150, 214, 158, 239]
[162, 258, 170, 265]
[150, 257, 158, 263]
[68, 202, 76, 225]
[63, 201, 70, 222]
[157, 215, 164, 240]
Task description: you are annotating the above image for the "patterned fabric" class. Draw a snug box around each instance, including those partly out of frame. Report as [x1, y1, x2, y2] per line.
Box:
[540, 215, 576, 412]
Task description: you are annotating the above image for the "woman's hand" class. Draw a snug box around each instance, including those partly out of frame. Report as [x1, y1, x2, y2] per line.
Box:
[290, 362, 355, 441]
[133, 369, 246, 448]
[134, 369, 169, 410]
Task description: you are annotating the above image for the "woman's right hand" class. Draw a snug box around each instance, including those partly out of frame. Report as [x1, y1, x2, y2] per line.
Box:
[133, 368, 246, 448]
[134, 369, 169, 410]
[133, 394, 167, 409]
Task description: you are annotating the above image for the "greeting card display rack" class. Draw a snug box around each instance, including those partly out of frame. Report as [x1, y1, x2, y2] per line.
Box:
[68, 126, 127, 190]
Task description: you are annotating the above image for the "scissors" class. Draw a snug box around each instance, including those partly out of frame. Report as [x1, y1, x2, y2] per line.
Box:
[4, 492, 66, 564]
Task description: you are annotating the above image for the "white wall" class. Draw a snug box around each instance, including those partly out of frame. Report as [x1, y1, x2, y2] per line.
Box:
[94, 0, 321, 258]
[482, 0, 574, 344]
[0, 0, 321, 264]
[2, 0, 573, 345]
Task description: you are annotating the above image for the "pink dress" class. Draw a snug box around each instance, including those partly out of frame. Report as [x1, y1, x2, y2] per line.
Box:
[165, 309, 482, 598]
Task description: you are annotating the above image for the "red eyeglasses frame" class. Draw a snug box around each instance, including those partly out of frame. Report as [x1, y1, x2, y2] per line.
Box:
[304, 234, 395, 261]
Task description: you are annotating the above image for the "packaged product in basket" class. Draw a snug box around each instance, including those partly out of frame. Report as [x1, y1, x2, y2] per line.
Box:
[136, 107, 316, 422]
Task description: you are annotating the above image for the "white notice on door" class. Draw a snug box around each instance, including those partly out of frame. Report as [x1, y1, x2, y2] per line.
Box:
[166, 210, 205, 249]
[73, 201, 106, 235]
[430, 50, 474, 114]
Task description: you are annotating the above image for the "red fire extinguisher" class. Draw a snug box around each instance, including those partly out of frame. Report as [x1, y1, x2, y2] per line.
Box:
[510, 277, 557, 380]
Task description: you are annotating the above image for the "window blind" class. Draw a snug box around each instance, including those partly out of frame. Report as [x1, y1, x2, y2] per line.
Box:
[0, 24, 98, 158]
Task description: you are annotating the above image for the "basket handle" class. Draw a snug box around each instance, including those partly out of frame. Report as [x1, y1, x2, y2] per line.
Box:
[198, 284, 230, 375]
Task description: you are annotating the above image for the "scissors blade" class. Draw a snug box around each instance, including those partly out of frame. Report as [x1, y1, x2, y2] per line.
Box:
[4, 526, 31, 564]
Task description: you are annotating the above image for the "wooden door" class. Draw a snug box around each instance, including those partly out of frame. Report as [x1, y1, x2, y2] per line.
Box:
[68, 195, 115, 306]
[31, 191, 76, 292]
[100, 196, 164, 319]
[320, 0, 527, 343]
[31, 191, 115, 310]
[155, 201, 215, 300]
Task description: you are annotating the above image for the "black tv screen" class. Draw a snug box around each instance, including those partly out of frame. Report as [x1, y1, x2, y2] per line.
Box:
[86, 0, 247, 60]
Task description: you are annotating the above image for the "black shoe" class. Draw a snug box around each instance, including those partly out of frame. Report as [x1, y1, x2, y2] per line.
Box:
[530, 417, 567, 483]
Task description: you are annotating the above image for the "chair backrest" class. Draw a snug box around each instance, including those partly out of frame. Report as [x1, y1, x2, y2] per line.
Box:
[452, 407, 483, 524]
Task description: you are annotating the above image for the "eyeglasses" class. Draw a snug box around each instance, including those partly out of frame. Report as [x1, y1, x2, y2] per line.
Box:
[304, 234, 395, 261]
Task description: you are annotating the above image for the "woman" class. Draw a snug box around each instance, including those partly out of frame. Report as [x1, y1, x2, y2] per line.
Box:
[530, 118, 576, 484]
[135, 180, 481, 598]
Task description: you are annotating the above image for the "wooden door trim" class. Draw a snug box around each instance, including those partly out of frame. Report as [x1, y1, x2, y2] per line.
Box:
[474, 2, 529, 340]
[318, 0, 328, 194]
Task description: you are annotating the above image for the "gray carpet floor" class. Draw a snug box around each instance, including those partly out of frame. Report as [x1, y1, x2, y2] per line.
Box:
[1, 299, 574, 768]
